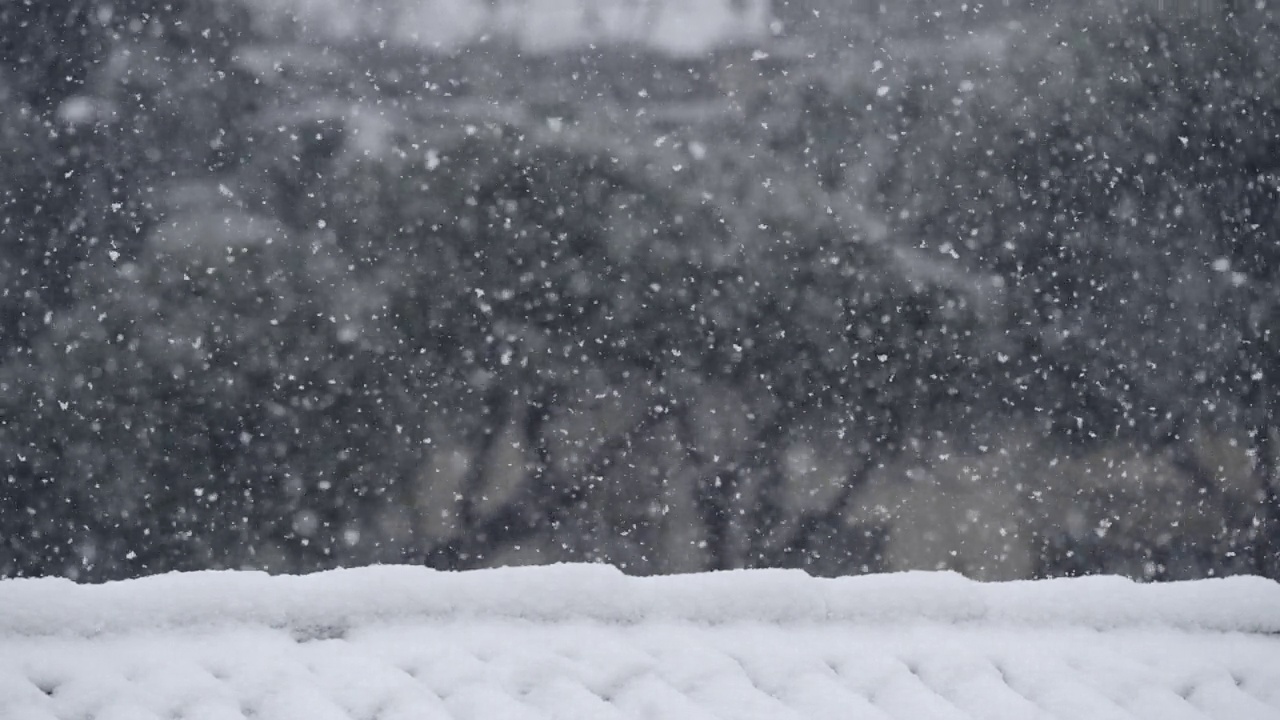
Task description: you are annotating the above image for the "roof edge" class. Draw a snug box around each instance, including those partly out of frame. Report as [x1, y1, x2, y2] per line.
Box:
[2, 565, 1278, 637]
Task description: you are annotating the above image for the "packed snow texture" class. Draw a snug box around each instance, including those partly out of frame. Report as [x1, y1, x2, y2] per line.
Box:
[4, 564, 1280, 636]
[2, 566, 1279, 720]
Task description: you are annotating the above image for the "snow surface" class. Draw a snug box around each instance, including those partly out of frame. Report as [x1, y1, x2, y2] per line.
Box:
[3, 565, 1280, 720]
[4, 564, 1279, 636]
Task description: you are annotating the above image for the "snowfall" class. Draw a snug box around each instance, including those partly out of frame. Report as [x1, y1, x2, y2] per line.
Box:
[2, 565, 1279, 720]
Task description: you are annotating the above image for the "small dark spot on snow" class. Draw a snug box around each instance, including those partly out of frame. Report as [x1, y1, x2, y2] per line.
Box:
[291, 624, 348, 642]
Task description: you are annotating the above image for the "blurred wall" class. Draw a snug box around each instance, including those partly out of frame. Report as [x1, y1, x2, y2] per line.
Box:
[250, 0, 773, 55]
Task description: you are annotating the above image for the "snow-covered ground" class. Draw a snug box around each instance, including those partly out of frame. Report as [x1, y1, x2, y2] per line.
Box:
[249, 0, 774, 55]
[3, 565, 1279, 719]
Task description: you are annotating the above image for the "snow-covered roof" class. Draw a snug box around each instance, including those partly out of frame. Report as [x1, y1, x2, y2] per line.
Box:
[3, 565, 1279, 720]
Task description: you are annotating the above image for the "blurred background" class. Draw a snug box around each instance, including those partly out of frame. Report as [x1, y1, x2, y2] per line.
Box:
[1, 0, 1277, 582]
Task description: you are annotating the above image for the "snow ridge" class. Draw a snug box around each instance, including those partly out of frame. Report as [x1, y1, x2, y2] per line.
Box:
[2, 564, 1278, 638]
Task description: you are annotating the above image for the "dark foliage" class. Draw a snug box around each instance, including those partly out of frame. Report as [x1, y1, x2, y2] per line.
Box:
[1, 0, 1277, 581]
